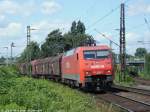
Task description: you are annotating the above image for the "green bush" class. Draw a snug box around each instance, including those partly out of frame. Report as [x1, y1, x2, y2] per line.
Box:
[114, 65, 134, 86]
[0, 66, 19, 79]
[144, 54, 150, 78]
[0, 66, 100, 112]
[0, 103, 26, 110]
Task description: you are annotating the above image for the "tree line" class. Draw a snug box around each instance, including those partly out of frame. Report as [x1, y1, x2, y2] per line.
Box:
[18, 21, 96, 62]
[17, 20, 149, 63]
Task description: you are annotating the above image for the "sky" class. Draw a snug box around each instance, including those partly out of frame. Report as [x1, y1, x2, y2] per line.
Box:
[0, 0, 150, 58]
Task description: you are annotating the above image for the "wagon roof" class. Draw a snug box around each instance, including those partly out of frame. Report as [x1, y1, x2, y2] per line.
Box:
[31, 54, 63, 65]
[31, 57, 52, 64]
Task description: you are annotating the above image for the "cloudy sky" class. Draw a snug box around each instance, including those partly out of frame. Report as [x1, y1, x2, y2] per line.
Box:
[0, 0, 150, 58]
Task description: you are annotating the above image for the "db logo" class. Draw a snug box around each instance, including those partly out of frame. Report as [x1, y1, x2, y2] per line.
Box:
[66, 62, 70, 69]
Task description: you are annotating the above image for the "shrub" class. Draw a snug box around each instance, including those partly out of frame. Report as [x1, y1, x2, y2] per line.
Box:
[0, 66, 99, 112]
[144, 54, 150, 77]
[0, 66, 122, 112]
[114, 64, 134, 86]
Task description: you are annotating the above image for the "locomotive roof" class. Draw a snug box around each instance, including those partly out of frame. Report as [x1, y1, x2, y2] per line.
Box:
[76, 45, 111, 51]
[23, 46, 110, 65]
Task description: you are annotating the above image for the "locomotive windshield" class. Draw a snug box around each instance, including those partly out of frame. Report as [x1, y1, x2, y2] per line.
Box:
[84, 50, 110, 59]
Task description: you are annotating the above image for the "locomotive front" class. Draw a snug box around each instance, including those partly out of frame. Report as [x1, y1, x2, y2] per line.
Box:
[79, 46, 114, 90]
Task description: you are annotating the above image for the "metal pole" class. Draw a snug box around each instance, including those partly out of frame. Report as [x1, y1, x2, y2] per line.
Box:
[11, 43, 12, 60]
[3, 47, 8, 66]
[6, 48, 8, 66]
[10, 42, 15, 64]
[120, 3, 126, 81]
[110, 41, 112, 49]
[27, 25, 31, 75]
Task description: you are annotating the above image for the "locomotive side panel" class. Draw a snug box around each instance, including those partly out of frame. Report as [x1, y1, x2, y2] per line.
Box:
[61, 49, 80, 86]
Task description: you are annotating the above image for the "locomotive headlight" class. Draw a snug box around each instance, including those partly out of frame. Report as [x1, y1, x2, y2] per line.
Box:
[105, 70, 111, 75]
[85, 71, 91, 76]
[107, 70, 111, 73]
[106, 70, 111, 73]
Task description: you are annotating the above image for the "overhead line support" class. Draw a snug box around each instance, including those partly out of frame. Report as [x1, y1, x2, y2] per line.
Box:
[120, 3, 126, 81]
[27, 25, 31, 76]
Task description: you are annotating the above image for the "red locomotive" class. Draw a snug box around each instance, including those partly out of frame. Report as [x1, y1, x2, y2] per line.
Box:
[19, 45, 114, 90]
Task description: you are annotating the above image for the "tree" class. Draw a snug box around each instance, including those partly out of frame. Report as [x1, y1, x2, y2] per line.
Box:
[135, 48, 147, 58]
[18, 20, 96, 60]
[71, 21, 85, 34]
[71, 21, 77, 34]
[41, 29, 64, 57]
[18, 41, 40, 62]
[0, 56, 6, 63]
[29, 41, 41, 60]
[126, 54, 134, 61]
[144, 53, 150, 75]
[63, 20, 95, 48]
[76, 20, 86, 34]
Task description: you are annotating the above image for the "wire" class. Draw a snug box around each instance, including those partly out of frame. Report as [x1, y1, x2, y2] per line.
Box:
[126, 23, 146, 31]
[144, 17, 150, 33]
[75, 0, 99, 21]
[85, 0, 98, 15]
[87, 8, 119, 30]
[94, 29, 120, 47]
[14, 53, 22, 58]
[86, 0, 132, 31]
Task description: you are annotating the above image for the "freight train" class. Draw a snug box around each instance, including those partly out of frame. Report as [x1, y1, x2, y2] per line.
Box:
[19, 45, 114, 91]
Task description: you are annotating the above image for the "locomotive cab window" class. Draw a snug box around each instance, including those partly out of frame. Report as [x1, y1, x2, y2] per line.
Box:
[96, 50, 109, 59]
[84, 50, 110, 59]
[83, 51, 95, 59]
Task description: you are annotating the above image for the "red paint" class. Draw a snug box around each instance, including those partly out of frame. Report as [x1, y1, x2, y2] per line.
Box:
[61, 45, 114, 85]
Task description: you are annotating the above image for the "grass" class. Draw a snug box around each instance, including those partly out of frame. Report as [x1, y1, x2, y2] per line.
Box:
[138, 54, 150, 80]
[0, 66, 122, 112]
[138, 72, 150, 80]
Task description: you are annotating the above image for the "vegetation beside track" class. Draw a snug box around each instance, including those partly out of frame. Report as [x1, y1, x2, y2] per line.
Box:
[114, 65, 135, 86]
[136, 53, 150, 80]
[139, 72, 150, 80]
[0, 66, 121, 112]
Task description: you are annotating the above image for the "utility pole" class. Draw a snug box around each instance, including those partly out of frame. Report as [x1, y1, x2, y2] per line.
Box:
[110, 41, 113, 49]
[27, 25, 31, 75]
[120, 3, 126, 81]
[11, 42, 15, 64]
[27, 26, 31, 47]
[26, 26, 38, 75]
[3, 47, 8, 66]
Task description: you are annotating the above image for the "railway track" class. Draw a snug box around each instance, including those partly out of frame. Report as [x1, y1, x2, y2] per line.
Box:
[134, 77, 150, 86]
[96, 92, 150, 112]
[112, 85, 150, 96]
[93, 85, 150, 112]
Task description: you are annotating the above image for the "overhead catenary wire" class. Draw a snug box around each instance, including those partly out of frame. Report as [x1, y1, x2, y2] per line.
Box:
[74, 0, 99, 22]
[144, 17, 150, 33]
[84, 0, 99, 17]
[87, 8, 119, 31]
[86, 0, 132, 32]
[126, 23, 146, 32]
[94, 29, 120, 47]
